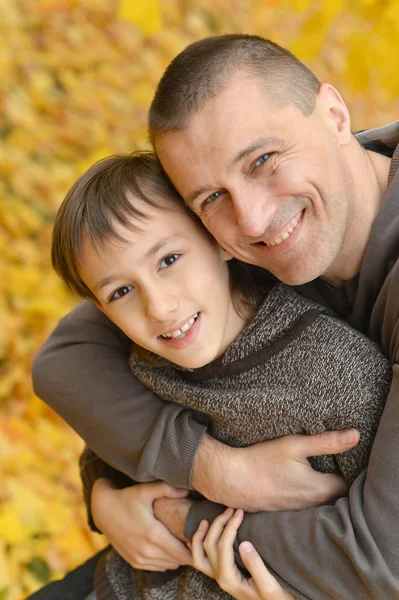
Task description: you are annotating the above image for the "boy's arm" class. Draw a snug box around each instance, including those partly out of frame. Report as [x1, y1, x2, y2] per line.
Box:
[32, 300, 207, 487]
[79, 446, 193, 571]
[79, 446, 135, 532]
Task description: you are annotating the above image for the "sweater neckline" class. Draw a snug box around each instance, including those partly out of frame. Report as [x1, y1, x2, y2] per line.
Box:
[183, 307, 320, 383]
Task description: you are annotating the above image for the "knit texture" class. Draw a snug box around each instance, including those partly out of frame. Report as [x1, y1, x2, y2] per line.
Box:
[97, 282, 391, 600]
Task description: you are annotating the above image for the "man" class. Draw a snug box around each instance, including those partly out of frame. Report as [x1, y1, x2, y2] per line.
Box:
[33, 35, 399, 599]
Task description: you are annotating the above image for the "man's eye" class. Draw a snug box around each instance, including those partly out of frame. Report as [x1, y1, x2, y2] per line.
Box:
[110, 285, 133, 301]
[160, 253, 180, 269]
[200, 190, 223, 211]
[254, 153, 271, 168]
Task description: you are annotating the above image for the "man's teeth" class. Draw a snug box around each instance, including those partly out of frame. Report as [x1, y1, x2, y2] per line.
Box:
[161, 314, 198, 340]
[266, 213, 301, 247]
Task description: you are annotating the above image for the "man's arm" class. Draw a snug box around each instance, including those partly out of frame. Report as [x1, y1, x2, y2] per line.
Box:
[32, 301, 207, 486]
[184, 367, 399, 600]
[33, 301, 351, 505]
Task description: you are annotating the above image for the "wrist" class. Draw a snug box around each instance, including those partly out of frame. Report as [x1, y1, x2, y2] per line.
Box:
[191, 435, 237, 505]
[91, 477, 118, 531]
[153, 497, 193, 542]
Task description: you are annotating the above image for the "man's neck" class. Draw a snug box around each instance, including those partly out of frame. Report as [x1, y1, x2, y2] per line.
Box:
[366, 148, 391, 197]
[323, 142, 391, 287]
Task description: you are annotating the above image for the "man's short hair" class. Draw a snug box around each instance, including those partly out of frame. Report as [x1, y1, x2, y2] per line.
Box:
[149, 34, 321, 145]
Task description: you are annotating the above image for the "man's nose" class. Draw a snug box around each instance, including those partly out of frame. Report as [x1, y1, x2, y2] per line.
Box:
[144, 285, 179, 322]
[231, 190, 274, 238]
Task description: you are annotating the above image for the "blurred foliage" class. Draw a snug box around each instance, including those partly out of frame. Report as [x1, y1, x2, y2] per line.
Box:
[0, 0, 397, 598]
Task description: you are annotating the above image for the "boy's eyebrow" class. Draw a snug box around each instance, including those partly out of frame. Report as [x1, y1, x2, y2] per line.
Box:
[94, 275, 121, 293]
[93, 234, 184, 293]
[143, 235, 182, 262]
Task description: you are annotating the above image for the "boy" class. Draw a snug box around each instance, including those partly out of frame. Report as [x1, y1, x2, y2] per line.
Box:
[52, 152, 390, 600]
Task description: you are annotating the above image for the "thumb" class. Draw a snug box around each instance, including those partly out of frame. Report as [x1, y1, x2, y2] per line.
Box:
[141, 481, 189, 502]
[295, 428, 360, 459]
[239, 542, 287, 595]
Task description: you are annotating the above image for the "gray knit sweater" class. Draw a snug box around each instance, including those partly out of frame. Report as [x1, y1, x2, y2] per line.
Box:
[95, 283, 391, 600]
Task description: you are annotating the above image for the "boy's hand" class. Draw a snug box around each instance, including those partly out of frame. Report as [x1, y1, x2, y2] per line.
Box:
[191, 507, 296, 600]
[91, 479, 192, 571]
[192, 429, 359, 512]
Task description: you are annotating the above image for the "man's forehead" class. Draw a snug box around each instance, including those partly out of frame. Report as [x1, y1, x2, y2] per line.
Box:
[157, 126, 284, 183]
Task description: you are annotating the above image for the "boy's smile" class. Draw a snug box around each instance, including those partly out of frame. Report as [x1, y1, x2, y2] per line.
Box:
[79, 198, 248, 369]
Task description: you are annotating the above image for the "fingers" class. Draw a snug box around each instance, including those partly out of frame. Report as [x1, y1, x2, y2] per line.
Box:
[137, 481, 189, 503]
[116, 527, 191, 570]
[154, 523, 192, 564]
[217, 508, 244, 577]
[190, 508, 235, 578]
[293, 428, 360, 459]
[191, 520, 214, 577]
[203, 508, 234, 571]
[131, 558, 182, 571]
[239, 542, 295, 599]
[316, 472, 349, 503]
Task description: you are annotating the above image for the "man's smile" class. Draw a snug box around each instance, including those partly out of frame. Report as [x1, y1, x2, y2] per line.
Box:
[250, 210, 304, 253]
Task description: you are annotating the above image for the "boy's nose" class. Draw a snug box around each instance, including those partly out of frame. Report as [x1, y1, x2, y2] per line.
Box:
[145, 289, 179, 322]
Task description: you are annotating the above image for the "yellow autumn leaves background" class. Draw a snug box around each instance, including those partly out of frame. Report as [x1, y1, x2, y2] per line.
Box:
[0, 0, 398, 598]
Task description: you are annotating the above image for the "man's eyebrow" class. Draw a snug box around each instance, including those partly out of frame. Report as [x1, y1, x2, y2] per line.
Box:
[186, 137, 280, 207]
[228, 137, 281, 169]
[186, 187, 212, 208]
[93, 235, 183, 293]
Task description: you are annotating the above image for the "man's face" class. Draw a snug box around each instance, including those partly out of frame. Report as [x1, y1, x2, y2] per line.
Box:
[156, 74, 354, 285]
[79, 199, 246, 369]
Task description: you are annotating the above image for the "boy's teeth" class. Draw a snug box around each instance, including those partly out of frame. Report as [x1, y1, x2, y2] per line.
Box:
[162, 314, 198, 340]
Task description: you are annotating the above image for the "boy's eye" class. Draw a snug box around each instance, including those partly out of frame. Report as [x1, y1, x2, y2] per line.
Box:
[110, 285, 133, 301]
[160, 253, 180, 269]
[253, 153, 271, 168]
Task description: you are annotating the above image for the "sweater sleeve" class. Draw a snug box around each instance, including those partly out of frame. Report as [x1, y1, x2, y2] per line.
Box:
[79, 446, 136, 533]
[32, 300, 207, 488]
[185, 366, 399, 600]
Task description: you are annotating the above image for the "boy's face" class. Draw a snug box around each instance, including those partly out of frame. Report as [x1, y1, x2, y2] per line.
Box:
[79, 197, 247, 369]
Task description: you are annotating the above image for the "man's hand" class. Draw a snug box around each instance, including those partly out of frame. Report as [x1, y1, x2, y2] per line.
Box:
[91, 478, 192, 571]
[153, 495, 194, 543]
[192, 430, 360, 512]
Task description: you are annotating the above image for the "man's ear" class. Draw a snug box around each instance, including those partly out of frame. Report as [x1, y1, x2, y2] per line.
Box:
[317, 83, 352, 146]
[221, 248, 234, 262]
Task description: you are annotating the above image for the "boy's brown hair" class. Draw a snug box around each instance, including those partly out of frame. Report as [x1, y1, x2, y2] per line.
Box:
[52, 152, 262, 314]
